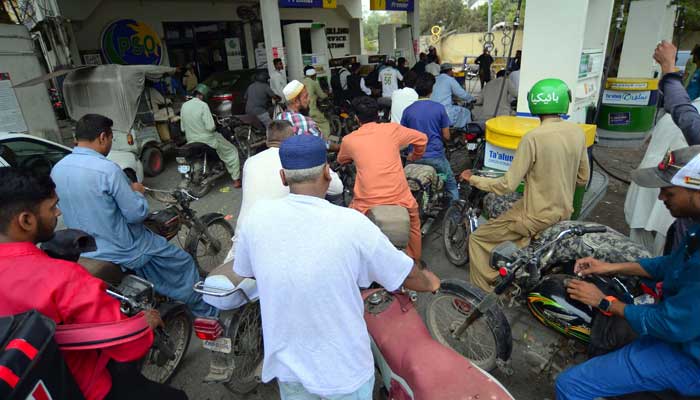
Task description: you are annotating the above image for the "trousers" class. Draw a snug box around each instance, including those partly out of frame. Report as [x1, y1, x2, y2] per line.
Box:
[555, 336, 700, 400]
[468, 204, 541, 291]
[207, 134, 240, 180]
[278, 375, 374, 400]
[124, 235, 217, 317]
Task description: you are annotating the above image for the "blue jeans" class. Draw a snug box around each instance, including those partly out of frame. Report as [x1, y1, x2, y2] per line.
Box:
[413, 156, 459, 202]
[278, 375, 374, 400]
[555, 336, 700, 400]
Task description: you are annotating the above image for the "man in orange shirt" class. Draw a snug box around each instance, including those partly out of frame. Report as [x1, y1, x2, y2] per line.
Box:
[337, 96, 427, 260]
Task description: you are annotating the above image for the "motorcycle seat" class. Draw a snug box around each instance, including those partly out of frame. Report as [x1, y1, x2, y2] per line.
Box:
[177, 142, 218, 159]
[201, 259, 259, 310]
[363, 289, 513, 400]
[404, 163, 443, 193]
[234, 114, 265, 131]
[366, 206, 410, 249]
[206, 262, 245, 287]
[78, 258, 125, 286]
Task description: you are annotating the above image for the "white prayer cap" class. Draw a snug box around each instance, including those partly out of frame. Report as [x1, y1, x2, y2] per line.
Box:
[283, 80, 305, 101]
[305, 68, 317, 77]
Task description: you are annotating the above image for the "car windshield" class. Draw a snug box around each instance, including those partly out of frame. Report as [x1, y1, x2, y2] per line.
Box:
[1, 138, 70, 175]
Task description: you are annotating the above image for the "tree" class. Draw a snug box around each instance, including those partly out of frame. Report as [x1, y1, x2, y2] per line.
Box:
[419, 0, 485, 35]
[362, 10, 406, 51]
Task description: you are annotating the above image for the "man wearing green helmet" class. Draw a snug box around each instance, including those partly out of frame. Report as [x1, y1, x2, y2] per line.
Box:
[460, 78, 590, 291]
[180, 83, 241, 187]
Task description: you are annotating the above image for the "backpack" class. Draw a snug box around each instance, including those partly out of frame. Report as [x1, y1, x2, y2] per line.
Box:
[330, 68, 344, 94]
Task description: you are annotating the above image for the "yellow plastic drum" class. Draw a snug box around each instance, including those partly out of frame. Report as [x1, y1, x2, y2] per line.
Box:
[484, 116, 595, 171]
[483, 116, 596, 219]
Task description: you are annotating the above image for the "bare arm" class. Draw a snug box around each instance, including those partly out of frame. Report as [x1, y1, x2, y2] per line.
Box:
[402, 261, 441, 292]
[574, 257, 653, 279]
[441, 127, 451, 141]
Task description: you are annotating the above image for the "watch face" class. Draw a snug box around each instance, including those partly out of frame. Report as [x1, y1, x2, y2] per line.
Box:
[598, 298, 611, 312]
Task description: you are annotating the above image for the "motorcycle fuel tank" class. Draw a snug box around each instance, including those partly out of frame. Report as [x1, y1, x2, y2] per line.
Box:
[527, 274, 595, 343]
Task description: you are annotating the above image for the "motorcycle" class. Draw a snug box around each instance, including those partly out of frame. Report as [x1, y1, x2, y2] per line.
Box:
[144, 188, 234, 276]
[41, 230, 193, 384]
[363, 205, 514, 399]
[191, 268, 264, 395]
[175, 114, 260, 198]
[426, 222, 652, 375]
[442, 170, 501, 266]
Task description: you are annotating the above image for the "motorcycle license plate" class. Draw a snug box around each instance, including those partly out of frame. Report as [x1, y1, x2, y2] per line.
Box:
[203, 337, 232, 353]
[177, 165, 191, 174]
[467, 143, 478, 151]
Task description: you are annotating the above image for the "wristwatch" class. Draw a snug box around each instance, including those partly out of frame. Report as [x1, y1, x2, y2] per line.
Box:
[597, 296, 617, 316]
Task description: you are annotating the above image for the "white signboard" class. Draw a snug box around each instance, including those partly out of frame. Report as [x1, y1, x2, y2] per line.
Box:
[602, 90, 652, 106]
[0, 73, 28, 133]
[484, 142, 515, 171]
[255, 46, 267, 68]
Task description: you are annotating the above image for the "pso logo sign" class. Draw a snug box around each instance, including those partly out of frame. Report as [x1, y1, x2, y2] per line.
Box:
[101, 19, 162, 65]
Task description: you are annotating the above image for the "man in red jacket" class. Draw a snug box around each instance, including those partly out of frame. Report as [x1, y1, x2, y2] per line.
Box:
[0, 167, 187, 400]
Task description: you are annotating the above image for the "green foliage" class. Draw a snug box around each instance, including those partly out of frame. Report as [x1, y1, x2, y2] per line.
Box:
[419, 0, 486, 35]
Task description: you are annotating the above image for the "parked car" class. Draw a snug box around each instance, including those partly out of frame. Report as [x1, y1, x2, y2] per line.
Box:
[202, 69, 258, 117]
[0, 132, 144, 182]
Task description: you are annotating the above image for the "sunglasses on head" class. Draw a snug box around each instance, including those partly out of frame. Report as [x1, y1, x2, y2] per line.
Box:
[658, 151, 681, 172]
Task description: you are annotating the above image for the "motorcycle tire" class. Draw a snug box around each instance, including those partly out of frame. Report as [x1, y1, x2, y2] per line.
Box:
[442, 202, 469, 267]
[329, 115, 343, 137]
[425, 279, 512, 372]
[185, 213, 234, 276]
[233, 127, 252, 164]
[140, 308, 193, 383]
[225, 302, 264, 394]
[142, 146, 165, 177]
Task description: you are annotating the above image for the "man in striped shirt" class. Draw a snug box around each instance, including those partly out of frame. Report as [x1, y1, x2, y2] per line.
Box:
[277, 80, 340, 152]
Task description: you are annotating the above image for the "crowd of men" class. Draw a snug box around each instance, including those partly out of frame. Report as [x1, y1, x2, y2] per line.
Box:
[1, 41, 700, 400]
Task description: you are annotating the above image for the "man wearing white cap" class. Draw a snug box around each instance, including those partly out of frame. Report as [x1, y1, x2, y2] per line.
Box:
[378, 58, 403, 98]
[277, 79, 340, 152]
[302, 66, 331, 138]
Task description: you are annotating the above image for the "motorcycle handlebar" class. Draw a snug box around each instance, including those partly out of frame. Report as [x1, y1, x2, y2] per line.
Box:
[577, 226, 607, 235]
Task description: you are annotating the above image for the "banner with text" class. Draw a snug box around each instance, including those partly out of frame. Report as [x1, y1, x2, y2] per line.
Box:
[370, 0, 413, 11]
[279, 0, 336, 8]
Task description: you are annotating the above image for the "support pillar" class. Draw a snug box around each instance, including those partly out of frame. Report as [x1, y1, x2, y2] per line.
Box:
[260, 0, 285, 75]
[349, 18, 363, 55]
[617, 0, 675, 78]
[408, 1, 420, 60]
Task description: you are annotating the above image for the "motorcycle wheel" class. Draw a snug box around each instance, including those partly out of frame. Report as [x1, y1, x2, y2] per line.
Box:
[233, 127, 252, 164]
[425, 279, 512, 372]
[329, 115, 343, 137]
[140, 309, 193, 383]
[442, 203, 469, 266]
[225, 302, 264, 394]
[187, 216, 234, 276]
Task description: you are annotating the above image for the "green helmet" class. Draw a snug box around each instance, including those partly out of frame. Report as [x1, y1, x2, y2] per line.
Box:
[194, 83, 210, 98]
[527, 78, 571, 115]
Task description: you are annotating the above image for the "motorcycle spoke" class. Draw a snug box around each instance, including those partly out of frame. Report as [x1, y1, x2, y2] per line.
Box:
[429, 294, 496, 364]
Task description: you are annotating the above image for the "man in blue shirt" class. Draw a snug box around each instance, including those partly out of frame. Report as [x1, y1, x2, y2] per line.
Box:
[51, 114, 215, 317]
[431, 63, 474, 128]
[401, 73, 458, 202]
[556, 145, 700, 399]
